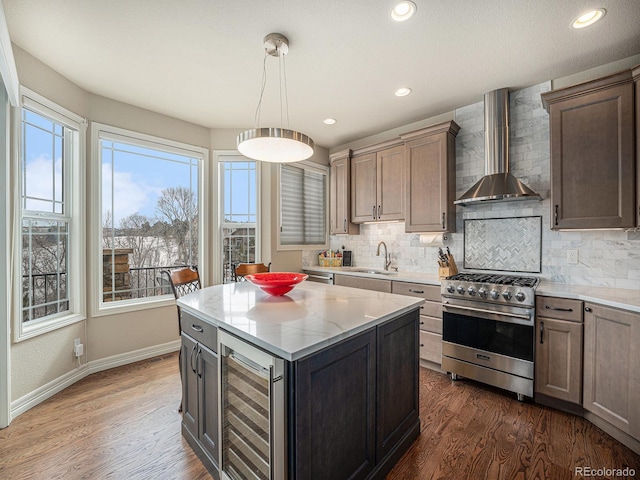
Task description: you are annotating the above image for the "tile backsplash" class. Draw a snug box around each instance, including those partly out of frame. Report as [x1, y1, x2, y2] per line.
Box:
[464, 216, 542, 273]
[303, 81, 640, 289]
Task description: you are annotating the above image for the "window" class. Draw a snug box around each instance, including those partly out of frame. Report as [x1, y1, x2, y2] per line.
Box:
[94, 124, 206, 311]
[219, 156, 259, 284]
[15, 89, 85, 340]
[278, 162, 328, 248]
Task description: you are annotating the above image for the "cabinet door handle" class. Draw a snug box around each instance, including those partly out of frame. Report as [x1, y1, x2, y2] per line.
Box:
[420, 343, 424, 347]
[344, 219, 347, 232]
[441, 212, 445, 230]
[409, 289, 424, 294]
[545, 305, 573, 312]
[554, 205, 559, 226]
[540, 321, 544, 344]
[378, 205, 381, 219]
[191, 324, 204, 333]
[372, 205, 376, 220]
[585, 306, 592, 312]
[420, 321, 424, 324]
[196, 347, 202, 378]
[190, 344, 198, 373]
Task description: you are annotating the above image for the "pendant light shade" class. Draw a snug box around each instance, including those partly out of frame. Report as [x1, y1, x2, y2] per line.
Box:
[237, 127, 314, 163]
[237, 33, 315, 163]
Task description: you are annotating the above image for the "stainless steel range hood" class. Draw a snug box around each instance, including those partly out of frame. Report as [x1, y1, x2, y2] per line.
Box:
[454, 88, 541, 206]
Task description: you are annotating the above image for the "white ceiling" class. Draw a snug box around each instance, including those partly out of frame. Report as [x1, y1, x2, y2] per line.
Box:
[3, 0, 640, 149]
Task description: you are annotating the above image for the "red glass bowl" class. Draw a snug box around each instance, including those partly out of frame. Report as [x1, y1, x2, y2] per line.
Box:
[244, 272, 309, 296]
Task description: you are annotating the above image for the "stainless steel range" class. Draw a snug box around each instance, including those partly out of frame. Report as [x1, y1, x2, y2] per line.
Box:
[441, 272, 540, 401]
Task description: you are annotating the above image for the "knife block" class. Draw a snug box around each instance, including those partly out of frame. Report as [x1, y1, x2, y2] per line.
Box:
[438, 254, 458, 278]
[438, 266, 458, 279]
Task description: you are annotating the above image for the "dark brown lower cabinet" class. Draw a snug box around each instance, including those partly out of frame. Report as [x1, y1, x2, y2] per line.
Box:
[181, 332, 220, 480]
[294, 310, 420, 480]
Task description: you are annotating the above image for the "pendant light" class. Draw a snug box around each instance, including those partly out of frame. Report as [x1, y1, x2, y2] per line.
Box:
[237, 33, 315, 163]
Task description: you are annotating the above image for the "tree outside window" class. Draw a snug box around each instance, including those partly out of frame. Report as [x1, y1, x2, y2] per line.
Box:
[99, 132, 202, 303]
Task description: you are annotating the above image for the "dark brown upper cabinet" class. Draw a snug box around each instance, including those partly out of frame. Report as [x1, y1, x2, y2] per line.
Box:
[329, 149, 359, 235]
[350, 142, 405, 223]
[542, 70, 636, 230]
[400, 121, 460, 233]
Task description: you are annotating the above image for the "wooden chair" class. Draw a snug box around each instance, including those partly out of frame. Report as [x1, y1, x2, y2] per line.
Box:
[234, 262, 271, 282]
[163, 266, 202, 334]
[161, 266, 201, 413]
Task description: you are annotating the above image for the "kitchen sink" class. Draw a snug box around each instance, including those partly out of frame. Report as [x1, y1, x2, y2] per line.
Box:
[352, 268, 397, 276]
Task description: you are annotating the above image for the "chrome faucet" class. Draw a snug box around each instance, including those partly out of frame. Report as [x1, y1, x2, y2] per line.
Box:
[376, 241, 392, 271]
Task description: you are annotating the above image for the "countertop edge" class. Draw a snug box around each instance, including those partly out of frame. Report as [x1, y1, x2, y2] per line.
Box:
[303, 266, 442, 286]
[178, 295, 424, 361]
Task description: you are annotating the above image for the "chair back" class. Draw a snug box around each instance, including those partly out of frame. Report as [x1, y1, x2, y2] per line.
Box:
[162, 266, 201, 334]
[235, 262, 271, 281]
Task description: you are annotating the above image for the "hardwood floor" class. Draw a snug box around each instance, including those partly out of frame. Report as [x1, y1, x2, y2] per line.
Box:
[388, 367, 640, 480]
[0, 353, 638, 479]
[0, 353, 209, 480]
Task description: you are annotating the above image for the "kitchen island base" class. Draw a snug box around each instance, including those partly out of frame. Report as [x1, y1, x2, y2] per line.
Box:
[181, 307, 421, 480]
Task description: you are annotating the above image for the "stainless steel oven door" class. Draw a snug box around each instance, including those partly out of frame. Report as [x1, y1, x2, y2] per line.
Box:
[442, 301, 534, 363]
[219, 330, 287, 480]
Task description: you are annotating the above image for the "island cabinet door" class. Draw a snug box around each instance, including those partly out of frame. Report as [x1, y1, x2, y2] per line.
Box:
[198, 344, 219, 466]
[294, 328, 377, 480]
[181, 333, 199, 439]
[376, 310, 419, 461]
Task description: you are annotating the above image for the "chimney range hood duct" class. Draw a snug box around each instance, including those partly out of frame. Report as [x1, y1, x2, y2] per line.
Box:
[454, 88, 541, 206]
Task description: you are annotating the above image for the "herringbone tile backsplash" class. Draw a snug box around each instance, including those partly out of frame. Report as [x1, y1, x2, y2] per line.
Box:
[464, 217, 541, 273]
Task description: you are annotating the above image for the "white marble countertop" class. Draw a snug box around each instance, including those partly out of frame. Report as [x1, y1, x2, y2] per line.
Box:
[303, 266, 442, 286]
[177, 280, 424, 361]
[303, 266, 640, 313]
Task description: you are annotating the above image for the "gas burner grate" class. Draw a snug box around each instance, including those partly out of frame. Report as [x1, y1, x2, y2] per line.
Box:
[447, 273, 539, 288]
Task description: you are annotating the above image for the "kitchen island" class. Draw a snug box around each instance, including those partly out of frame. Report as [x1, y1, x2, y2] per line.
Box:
[177, 280, 424, 480]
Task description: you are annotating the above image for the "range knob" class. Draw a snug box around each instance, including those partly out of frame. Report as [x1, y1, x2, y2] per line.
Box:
[467, 286, 476, 296]
[515, 291, 526, 302]
[456, 285, 466, 295]
[490, 290, 499, 300]
[502, 290, 512, 301]
[446, 284, 456, 294]
[477, 288, 487, 298]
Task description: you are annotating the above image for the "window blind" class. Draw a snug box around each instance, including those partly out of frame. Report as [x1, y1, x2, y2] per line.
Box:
[281, 164, 326, 246]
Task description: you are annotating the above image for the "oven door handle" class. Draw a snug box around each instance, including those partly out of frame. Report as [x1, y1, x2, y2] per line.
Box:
[443, 302, 532, 321]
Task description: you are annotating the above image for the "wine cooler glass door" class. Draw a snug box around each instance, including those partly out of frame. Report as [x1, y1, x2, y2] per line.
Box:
[219, 331, 286, 480]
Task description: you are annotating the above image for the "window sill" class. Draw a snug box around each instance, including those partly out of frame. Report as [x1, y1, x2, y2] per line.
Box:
[15, 312, 86, 343]
[92, 295, 176, 318]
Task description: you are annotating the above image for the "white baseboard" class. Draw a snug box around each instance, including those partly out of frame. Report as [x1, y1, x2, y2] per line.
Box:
[10, 340, 180, 421]
[86, 340, 180, 375]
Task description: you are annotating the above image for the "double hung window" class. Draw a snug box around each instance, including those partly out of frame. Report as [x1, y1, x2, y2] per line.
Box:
[219, 157, 259, 284]
[17, 90, 85, 339]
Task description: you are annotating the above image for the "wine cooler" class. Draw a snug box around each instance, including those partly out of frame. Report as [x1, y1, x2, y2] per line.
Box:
[219, 331, 286, 480]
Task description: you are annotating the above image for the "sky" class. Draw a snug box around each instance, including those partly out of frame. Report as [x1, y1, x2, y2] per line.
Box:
[23, 108, 257, 227]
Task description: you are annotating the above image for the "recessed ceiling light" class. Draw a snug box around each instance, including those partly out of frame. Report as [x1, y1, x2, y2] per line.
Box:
[571, 8, 606, 29]
[323, 118, 337, 125]
[391, 1, 416, 22]
[395, 87, 412, 97]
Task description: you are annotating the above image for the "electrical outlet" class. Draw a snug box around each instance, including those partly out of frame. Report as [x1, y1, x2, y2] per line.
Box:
[74, 338, 83, 357]
[566, 249, 579, 265]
